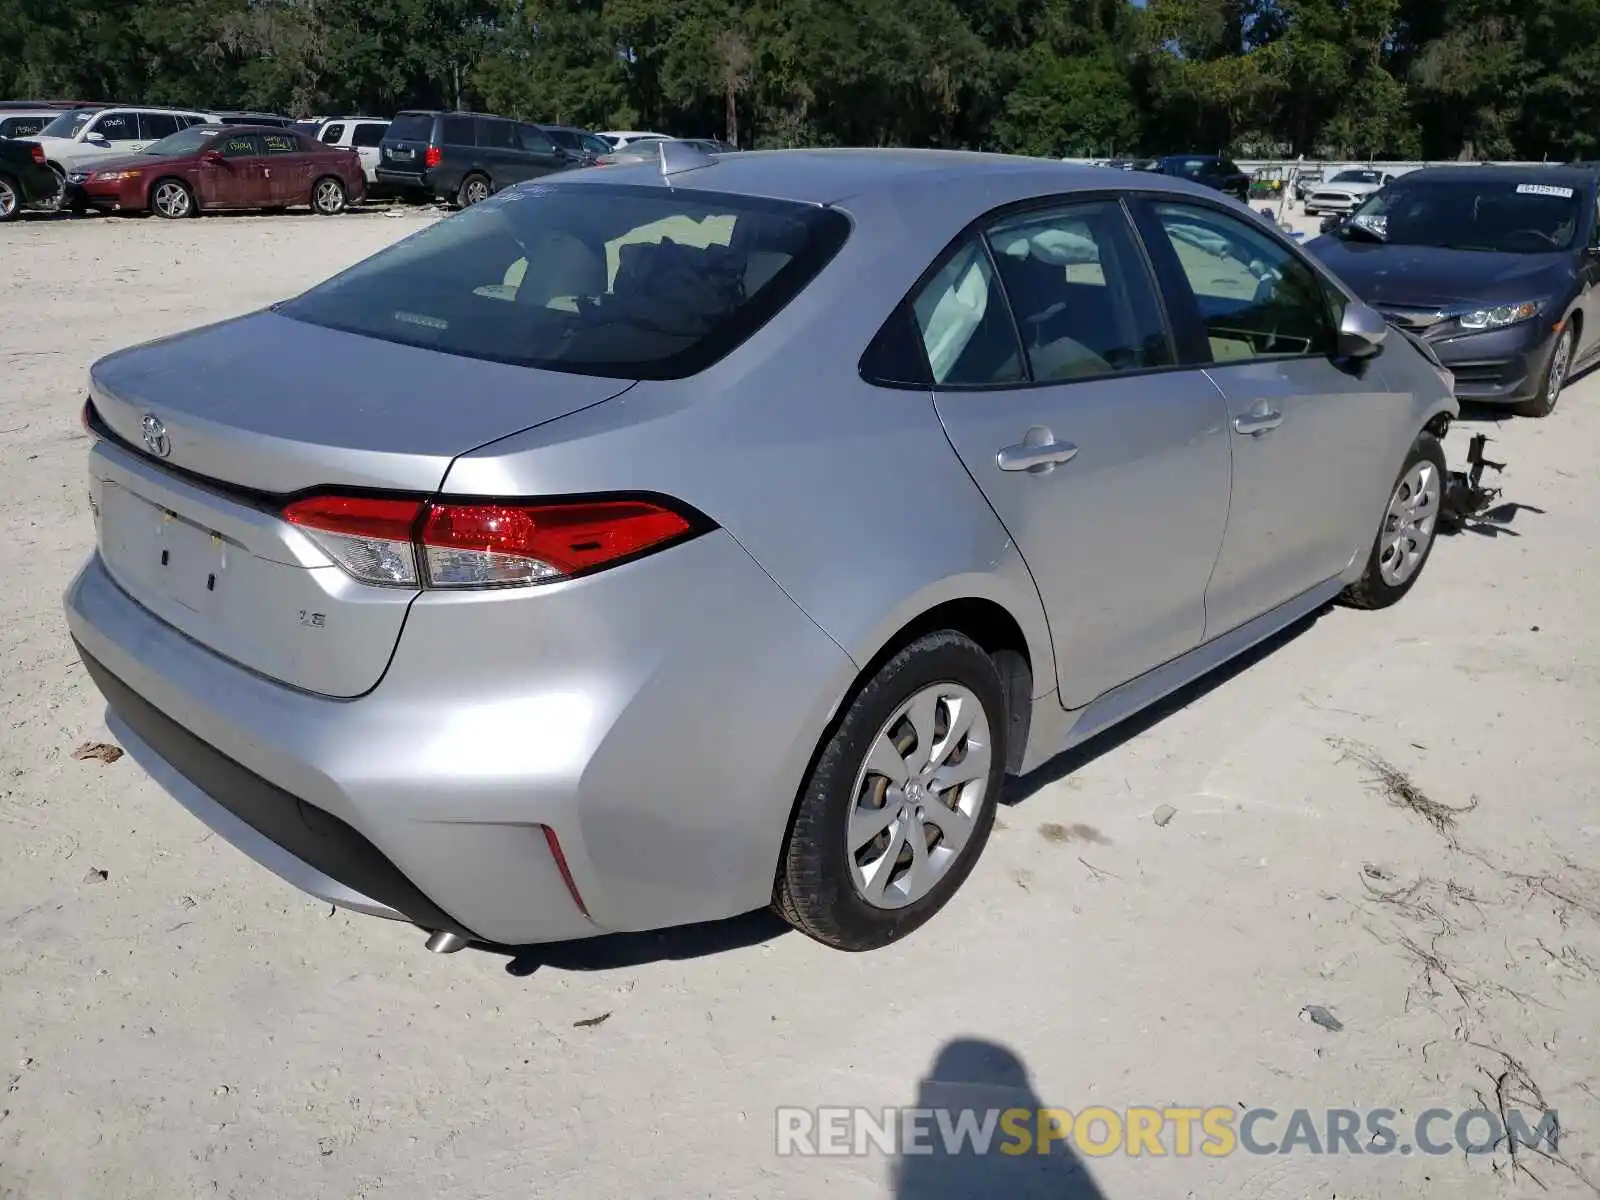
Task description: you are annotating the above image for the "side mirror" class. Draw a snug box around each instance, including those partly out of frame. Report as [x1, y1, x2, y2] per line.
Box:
[1338, 301, 1388, 359]
[89, 136, 112, 148]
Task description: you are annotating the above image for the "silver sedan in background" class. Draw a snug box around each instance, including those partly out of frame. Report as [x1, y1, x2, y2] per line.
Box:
[65, 149, 1455, 957]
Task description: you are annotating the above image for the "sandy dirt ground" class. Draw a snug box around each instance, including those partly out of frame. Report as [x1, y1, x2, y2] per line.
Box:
[2, 200, 1598, 1200]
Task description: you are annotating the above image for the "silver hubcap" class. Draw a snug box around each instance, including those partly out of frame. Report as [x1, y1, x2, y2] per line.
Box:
[155, 183, 188, 217]
[1379, 461, 1440, 586]
[848, 683, 992, 910]
[1548, 329, 1572, 404]
[0, 180, 15, 217]
[466, 180, 487, 204]
[316, 181, 343, 212]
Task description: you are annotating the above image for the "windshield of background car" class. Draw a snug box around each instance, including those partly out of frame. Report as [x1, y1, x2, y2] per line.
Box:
[1347, 179, 1584, 253]
[40, 110, 94, 138]
[1331, 170, 1381, 185]
[278, 182, 852, 379]
[143, 128, 215, 156]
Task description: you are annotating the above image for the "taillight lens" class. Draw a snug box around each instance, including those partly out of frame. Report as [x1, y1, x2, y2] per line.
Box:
[424, 145, 441, 168]
[283, 495, 697, 590]
[284, 495, 423, 586]
[30, 144, 46, 165]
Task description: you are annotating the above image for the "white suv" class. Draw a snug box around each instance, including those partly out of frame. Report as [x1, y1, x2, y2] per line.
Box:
[306, 116, 390, 185]
[30, 107, 218, 174]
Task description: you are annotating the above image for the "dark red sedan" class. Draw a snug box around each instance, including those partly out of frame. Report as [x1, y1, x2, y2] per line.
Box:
[69, 125, 366, 218]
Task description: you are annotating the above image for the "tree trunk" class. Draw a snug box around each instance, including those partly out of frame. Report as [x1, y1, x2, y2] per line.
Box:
[726, 82, 738, 148]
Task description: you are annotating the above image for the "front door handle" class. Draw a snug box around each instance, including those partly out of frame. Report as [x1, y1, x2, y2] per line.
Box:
[997, 436, 1079, 473]
[1233, 409, 1283, 436]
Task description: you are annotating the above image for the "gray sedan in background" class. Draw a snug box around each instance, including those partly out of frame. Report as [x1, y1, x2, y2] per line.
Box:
[65, 149, 1455, 957]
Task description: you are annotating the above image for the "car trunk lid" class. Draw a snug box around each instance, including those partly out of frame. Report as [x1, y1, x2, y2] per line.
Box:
[87, 310, 634, 696]
[380, 112, 433, 176]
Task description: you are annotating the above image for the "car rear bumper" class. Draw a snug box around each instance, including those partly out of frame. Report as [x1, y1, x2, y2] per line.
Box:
[64, 530, 855, 947]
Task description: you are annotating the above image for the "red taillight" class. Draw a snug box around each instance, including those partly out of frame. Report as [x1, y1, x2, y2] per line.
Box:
[30, 144, 46, 165]
[542, 827, 590, 918]
[283, 494, 696, 590]
[423, 145, 441, 168]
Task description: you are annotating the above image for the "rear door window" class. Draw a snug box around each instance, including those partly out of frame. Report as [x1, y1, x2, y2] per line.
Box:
[480, 119, 518, 150]
[279, 182, 851, 379]
[351, 123, 386, 148]
[262, 132, 299, 154]
[910, 238, 1024, 386]
[983, 202, 1173, 381]
[320, 122, 345, 144]
[139, 112, 180, 140]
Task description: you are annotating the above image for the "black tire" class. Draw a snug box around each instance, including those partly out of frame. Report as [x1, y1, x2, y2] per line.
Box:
[0, 174, 19, 222]
[1340, 432, 1448, 610]
[457, 173, 491, 208]
[1514, 323, 1573, 418]
[311, 176, 347, 215]
[774, 630, 1007, 951]
[149, 178, 196, 219]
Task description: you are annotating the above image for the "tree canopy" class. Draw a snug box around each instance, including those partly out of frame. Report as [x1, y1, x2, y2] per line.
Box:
[1, 0, 1594, 160]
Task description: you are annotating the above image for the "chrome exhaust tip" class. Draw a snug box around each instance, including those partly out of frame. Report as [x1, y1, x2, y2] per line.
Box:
[424, 930, 470, 954]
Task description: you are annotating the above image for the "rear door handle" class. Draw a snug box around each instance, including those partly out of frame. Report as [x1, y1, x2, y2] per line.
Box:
[1232, 409, 1283, 436]
[997, 439, 1079, 473]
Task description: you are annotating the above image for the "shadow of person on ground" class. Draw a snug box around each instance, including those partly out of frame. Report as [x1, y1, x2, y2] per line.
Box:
[892, 1038, 1106, 1200]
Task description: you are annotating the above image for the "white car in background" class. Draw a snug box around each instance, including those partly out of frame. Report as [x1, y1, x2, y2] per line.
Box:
[28, 106, 218, 175]
[306, 116, 390, 185]
[597, 130, 671, 151]
[1304, 168, 1391, 216]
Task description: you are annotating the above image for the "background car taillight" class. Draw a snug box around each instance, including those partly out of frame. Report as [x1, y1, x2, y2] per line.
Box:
[424, 145, 441, 168]
[283, 494, 701, 589]
[30, 144, 46, 165]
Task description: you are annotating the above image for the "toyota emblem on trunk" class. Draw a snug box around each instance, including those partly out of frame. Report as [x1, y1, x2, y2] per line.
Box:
[140, 413, 170, 458]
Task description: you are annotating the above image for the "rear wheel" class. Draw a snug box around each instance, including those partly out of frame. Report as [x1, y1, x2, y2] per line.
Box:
[311, 176, 347, 215]
[774, 631, 1006, 951]
[1340, 432, 1447, 610]
[1514, 323, 1573, 419]
[150, 178, 195, 219]
[0, 175, 18, 222]
[457, 173, 490, 207]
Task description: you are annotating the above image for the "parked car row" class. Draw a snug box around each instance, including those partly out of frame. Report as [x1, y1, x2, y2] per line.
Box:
[1, 98, 724, 220]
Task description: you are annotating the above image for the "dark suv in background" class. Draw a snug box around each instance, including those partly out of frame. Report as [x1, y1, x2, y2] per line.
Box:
[376, 110, 582, 206]
[1145, 154, 1250, 201]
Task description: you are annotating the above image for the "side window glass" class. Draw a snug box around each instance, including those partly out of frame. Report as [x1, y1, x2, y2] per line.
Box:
[1151, 202, 1336, 361]
[222, 133, 263, 158]
[320, 123, 345, 145]
[140, 113, 180, 140]
[440, 116, 474, 146]
[351, 123, 386, 148]
[482, 119, 518, 150]
[91, 112, 136, 141]
[910, 237, 1024, 387]
[517, 124, 556, 154]
[983, 202, 1172, 381]
[263, 133, 297, 154]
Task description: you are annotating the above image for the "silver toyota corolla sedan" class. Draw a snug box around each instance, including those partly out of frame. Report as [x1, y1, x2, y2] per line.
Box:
[65, 145, 1457, 956]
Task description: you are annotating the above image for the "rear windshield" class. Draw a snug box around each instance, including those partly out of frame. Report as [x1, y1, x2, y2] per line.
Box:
[386, 113, 434, 141]
[278, 182, 851, 379]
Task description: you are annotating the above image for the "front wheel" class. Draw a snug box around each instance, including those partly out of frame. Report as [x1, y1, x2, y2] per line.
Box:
[1514, 323, 1573, 418]
[1339, 432, 1448, 610]
[150, 178, 195, 219]
[774, 631, 1006, 951]
[311, 176, 347, 215]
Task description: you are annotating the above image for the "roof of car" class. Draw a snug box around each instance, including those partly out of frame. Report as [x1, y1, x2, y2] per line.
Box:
[564, 147, 1211, 207]
[1400, 164, 1600, 186]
